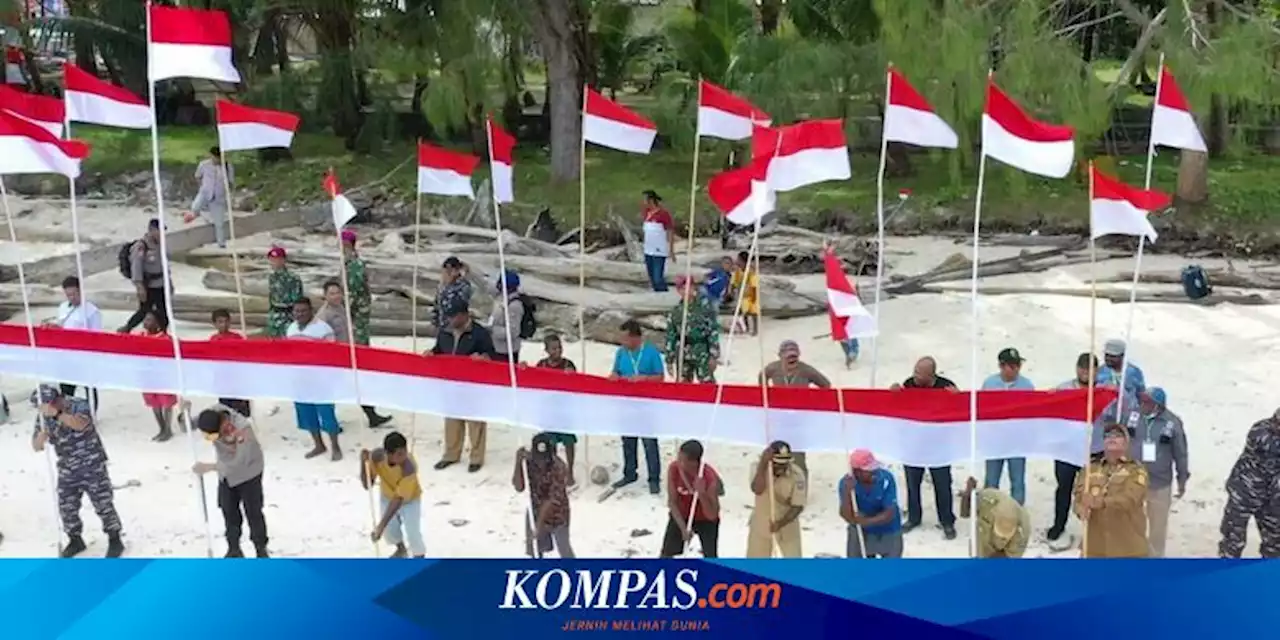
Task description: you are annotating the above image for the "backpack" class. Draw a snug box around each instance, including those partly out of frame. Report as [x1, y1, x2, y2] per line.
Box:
[117, 241, 136, 279]
[1181, 264, 1212, 300]
[517, 294, 538, 339]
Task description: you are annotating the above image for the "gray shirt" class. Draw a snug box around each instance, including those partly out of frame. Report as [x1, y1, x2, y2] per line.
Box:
[130, 236, 167, 289]
[209, 403, 264, 488]
[490, 294, 523, 356]
[317, 303, 351, 344]
[1136, 409, 1190, 490]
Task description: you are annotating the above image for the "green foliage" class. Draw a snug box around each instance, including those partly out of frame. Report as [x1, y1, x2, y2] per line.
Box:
[660, 0, 754, 85]
[593, 0, 661, 96]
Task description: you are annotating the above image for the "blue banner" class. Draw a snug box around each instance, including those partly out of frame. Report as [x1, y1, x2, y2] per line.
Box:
[0, 559, 1262, 638]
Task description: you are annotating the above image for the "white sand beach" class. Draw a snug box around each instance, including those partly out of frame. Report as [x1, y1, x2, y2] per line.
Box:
[1, 196, 1277, 559]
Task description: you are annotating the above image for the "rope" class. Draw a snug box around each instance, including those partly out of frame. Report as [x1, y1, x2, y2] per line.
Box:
[0, 178, 61, 555]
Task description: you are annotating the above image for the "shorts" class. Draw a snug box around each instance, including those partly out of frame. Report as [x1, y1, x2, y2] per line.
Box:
[548, 432, 578, 446]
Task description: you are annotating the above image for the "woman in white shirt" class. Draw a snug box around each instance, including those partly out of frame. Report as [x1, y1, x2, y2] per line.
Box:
[285, 297, 343, 461]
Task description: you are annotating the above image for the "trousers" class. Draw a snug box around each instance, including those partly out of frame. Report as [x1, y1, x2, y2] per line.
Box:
[621, 436, 661, 483]
[442, 418, 487, 465]
[984, 457, 1027, 505]
[643, 254, 668, 292]
[525, 521, 575, 558]
[379, 496, 426, 556]
[122, 287, 169, 332]
[58, 464, 122, 537]
[218, 474, 267, 549]
[1147, 485, 1172, 557]
[847, 526, 904, 558]
[903, 465, 955, 526]
[1219, 488, 1280, 558]
[1051, 460, 1081, 534]
[660, 516, 719, 558]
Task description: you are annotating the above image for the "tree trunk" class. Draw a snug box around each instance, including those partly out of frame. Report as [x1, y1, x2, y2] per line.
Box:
[312, 13, 362, 143]
[528, 0, 586, 183]
[252, 9, 281, 76]
[67, 0, 99, 76]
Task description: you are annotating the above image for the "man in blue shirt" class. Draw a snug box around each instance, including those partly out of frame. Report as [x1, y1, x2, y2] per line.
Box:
[1099, 338, 1145, 396]
[609, 320, 666, 494]
[839, 449, 904, 558]
[981, 347, 1035, 505]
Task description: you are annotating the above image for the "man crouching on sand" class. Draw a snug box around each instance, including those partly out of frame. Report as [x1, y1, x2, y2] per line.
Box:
[31, 384, 124, 558]
[193, 404, 269, 558]
[361, 432, 426, 558]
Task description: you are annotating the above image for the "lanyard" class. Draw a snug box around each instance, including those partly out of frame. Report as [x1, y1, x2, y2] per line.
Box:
[627, 348, 642, 376]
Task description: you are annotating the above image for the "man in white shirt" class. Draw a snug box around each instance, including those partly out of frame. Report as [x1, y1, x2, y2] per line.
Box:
[285, 297, 344, 461]
[43, 276, 102, 413]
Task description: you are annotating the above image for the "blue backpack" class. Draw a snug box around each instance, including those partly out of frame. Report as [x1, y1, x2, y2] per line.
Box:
[1181, 265, 1212, 300]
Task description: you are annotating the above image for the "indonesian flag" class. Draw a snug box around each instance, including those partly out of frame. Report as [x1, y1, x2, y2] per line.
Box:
[1090, 166, 1169, 243]
[486, 117, 516, 204]
[982, 81, 1075, 178]
[751, 120, 851, 192]
[696, 80, 770, 141]
[63, 63, 151, 129]
[0, 110, 90, 178]
[147, 4, 241, 83]
[582, 87, 657, 154]
[1150, 65, 1207, 153]
[417, 141, 479, 199]
[5, 46, 24, 85]
[0, 84, 64, 137]
[708, 165, 775, 225]
[325, 170, 358, 229]
[0, 324, 1116, 466]
[215, 100, 300, 151]
[824, 247, 877, 340]
[883, 67, 957, 149]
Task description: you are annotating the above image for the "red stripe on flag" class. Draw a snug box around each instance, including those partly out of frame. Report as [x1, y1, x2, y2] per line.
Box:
[487, 117, 516, 165]
[584, 87, 657, 130]
[984, 81, 1074, 143]
[887, 67, 937, 113]
[1156, 65, 1192, 112]
[215, 100, 300, 131]
[1091, 166, 1172, 211]
[148, 5, 233, 47]
[63, 63, 147, 106]
[0, 110, 89, 158]
[418, 141, 480, 175]
[0, 84, 65, 123]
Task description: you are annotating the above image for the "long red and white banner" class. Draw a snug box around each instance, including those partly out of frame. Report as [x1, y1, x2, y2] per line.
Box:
[0, 326, 1112, 466]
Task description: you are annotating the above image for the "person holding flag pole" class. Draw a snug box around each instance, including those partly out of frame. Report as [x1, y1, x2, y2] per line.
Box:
[145, 1, 243, 559]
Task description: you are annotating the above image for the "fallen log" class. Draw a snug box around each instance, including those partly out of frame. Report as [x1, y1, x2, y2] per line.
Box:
[610, 213, 644, 263]
[171, 311, 440, 339]
[0, 283, 269, 314]
[918, 282, 1276, 306]
[1098, 269, 1280, 291]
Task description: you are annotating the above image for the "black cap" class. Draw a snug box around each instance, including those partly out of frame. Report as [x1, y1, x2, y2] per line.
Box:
[195, 409, 225, 434]
[442, 256, 463, 269]
[997, 348, 1024, 365]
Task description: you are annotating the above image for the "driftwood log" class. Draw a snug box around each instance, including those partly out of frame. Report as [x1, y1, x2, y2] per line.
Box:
[1099, 268, 1280, 291]
[919, 282, 1276, 306]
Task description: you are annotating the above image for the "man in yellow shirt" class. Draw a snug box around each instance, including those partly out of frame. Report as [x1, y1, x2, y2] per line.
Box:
[1073, 423, 1149, 558]
[360, 431, 425, 558]
[746, 441, 806, 557]
[960, 477, 1030, 558]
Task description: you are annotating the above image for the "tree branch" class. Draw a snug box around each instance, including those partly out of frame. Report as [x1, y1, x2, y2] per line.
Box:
[1106, 7, 1168, 101]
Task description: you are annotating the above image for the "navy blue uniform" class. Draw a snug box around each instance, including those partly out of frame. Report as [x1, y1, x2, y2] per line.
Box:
[33, 397, 122, 537]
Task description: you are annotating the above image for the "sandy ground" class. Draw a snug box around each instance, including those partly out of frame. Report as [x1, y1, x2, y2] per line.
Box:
[1, 196, 1278, 559]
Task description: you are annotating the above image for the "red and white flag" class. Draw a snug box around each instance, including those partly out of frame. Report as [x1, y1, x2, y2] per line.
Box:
[215, 100, 300, 152]
[486, 117, 516, 204]
[696, 80, 770, 141]
[824, 247, 877, 340]
[582, 87, 657, 154]
[751, 119, 850, 192]
[63, 63, 151, 129]
[0, 85, 64, 137]
[325, 170, 358, 229]
[1150, 65, 1207, 153]
[417, 142, 479, 199]
[883, 67, 957, 149]
[147, 4, 241, 83]
[982, 81, 1075, 178]
[0, 110, 90, 178]
[5, 46, 25, 85]
[708, 165, 775, 225]
[1090, 166, 1169, 243]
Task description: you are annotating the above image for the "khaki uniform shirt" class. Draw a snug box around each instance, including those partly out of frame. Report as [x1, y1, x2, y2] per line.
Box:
[746, 466, 807, 557]
[1073, 457, 1149, 558]
[976, 488, 1031, 558]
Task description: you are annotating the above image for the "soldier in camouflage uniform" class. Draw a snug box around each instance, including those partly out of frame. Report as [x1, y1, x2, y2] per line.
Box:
[1219, 408, 1280, 558]
[435, 256, 472, 331]
[341, 229, 372, 346]
[665, 277, 720, 383]
[961, 477, 1030, 558]
[266, 246, 302, 338]
[31, 384, 124, 558]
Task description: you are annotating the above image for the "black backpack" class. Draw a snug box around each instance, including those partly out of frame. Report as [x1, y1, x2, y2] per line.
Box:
[517, 294, 538, 339]
[117, 241, 135, 279]
[1181, 264, 1212, 300]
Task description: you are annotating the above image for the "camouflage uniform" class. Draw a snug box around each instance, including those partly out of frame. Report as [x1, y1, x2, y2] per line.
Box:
[1219, 410, 1280, 558]
[33, 397, 122, 538]
[345, 254, 372, 345]
[975, 488, 1030, 558]
[664, 296, 721, 382]
[266, 268, 302, 338]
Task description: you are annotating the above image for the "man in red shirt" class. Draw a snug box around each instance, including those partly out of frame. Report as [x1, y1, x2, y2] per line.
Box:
[209, 308, 251, 418]
[660, 440, 722, 558]
[641, 190, 675, 292]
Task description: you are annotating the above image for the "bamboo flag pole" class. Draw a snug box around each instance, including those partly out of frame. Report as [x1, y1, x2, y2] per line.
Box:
[966, 70, 994, 558]
[63, 119, 95, 421]
[756, 130, 784, 557]
[408, 139, 424, 453]
[577, 85, 591, 475]
[828, 239, 871, 557]
[215, 143, 248, 335]
[674, 77, 703, 383]
[145, 3, 216, 557]
[869, 65, 892, 388]
[1081, 162, 1099, 558]
[1, 177, 62, 555]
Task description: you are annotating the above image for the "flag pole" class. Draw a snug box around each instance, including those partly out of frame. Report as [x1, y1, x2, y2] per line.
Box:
[216, 142, 248, 335]
[870, 64, 892, 388]
[1082, 161, 1099, 558]
[756, 130, 784, 557]
[966, 70, 994, 558]
[1, 177, 61, 555]
[64, 118, 95, 421]
[1116, 52, 1165, 415]
[577, 85, 591, 475]
[145, 2, 215, 559]
[829, 241, 870, 557]
[674, 77, 703, 383]
[408, 139, 423, 454]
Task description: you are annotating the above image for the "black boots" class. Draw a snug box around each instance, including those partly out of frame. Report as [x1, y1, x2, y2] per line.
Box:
[227, 542, 269, 558]
[255, 543, 269, 558]
[105, 534, 125, 558]
[362, 405, 392, 428]
[60, 535, 86, 558]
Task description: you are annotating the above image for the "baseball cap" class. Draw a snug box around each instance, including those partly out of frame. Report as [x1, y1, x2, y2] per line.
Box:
[442, 256, 463, 269]
[1145, 387, 1167, 406]
[770, 440, 793, 463]
[849, 449, 879, 471]
[778, 340, 800, 356]
[997, 348, 1024, 365]
[31, 383, 61, 405]
[1103, 339, 1126, 356]
[266, 246, 287, 259]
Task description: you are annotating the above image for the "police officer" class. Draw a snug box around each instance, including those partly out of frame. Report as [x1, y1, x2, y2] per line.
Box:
[746, 441, 806, 558]
[960, 477, 1029, 558]
[1073, 423, 1148, 558]
[31, 384, 124, 558]
[1219, 408, 1280, 558]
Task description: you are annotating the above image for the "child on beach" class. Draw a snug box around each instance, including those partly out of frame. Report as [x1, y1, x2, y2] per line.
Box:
[139, 310, 178, 442]
[209, 308, 252, 418]
[730, 251, 759, 336]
